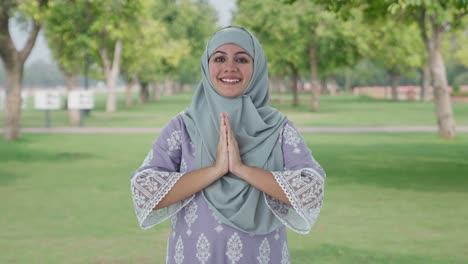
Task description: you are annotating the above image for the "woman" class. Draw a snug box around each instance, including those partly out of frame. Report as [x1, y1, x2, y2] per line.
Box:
[131, 26, 325, 264]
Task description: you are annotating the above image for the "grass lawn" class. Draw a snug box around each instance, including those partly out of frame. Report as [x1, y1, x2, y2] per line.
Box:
[5, 92, 468, 128]
[1, 133, 467, 263]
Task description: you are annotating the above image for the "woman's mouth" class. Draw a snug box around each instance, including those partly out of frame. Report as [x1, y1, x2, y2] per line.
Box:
[220, 78, 241, 83]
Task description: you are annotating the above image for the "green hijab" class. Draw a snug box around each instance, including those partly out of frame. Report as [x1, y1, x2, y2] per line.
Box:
[181, 26, 286, 234]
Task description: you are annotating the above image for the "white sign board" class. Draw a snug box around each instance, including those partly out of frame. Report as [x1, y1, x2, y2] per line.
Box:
[34, 90, 62, 110]
[68, 90, 94, 110]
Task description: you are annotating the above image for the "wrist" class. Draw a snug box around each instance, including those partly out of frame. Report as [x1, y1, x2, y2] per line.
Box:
[209, 164, 226, 178]
[231, 163, 247, 178]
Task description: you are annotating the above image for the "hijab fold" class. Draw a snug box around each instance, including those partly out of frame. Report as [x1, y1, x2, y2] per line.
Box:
[181, 26, 286, 235]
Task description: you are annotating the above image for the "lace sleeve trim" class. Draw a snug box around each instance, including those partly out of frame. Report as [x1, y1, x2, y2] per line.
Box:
[131, 169, 195, 229]
[266, 168, 325, 234]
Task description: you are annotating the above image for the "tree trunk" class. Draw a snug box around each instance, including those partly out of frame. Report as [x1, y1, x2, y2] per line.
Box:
[0, 11, 42, 140]
[174, 82, 181, 94]
[99, 39, 122, 113]
[417, 9, 455, 138]
[271, 76, 284, 105]
[429, 24, 456, 139]
[309, 41, 320, 112]
[164, 79, 173, 95]
[390, 71, 400, 101]
[64, 72, 80, 126]
[139, 82, 149, 104]
[298, 79, 304, 93]
[125, 74, 137, 108]
[4, 65, 23, 140]
[419, 64, 431, 101]
[289, 66, 299, 107]
[327, 77, 338, 96]
[152, 82, 161, 102]
[344, 68, 352, 93]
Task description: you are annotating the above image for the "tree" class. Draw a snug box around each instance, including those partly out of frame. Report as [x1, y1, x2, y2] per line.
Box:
[236, 0, 363, 110]
[0, 0, 48, 140]
[169, 0, 218, 87]
[366, 20, 422, 100]
[235, 0, 308, 107]
[67, 0, 143, 113]
[311, 0, 468, 138]
[44, 0, 89, 125]
[150, 0, 218, 94]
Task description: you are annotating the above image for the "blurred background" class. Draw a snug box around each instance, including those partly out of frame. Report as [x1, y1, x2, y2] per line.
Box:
[1, 0, 467, 263]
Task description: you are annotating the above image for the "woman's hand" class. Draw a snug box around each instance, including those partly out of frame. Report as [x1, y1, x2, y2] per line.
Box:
[225, 113, 245, 175]
[212, 112, 229, 176]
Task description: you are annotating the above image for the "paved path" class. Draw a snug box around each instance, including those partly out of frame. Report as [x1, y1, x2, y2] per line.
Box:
[2, 126, 468, 134]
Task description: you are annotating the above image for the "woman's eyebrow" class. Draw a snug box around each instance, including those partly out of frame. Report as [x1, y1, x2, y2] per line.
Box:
[235, 51, 250, 56]
[212, 51, 250, 56]
[212, 51, 227, 56]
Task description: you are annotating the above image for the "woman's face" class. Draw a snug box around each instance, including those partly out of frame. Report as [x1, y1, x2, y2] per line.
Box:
[208, 44, 253, 98]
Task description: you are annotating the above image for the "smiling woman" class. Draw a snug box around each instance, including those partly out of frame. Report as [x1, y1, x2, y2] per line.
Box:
[130, 26, 326, 264]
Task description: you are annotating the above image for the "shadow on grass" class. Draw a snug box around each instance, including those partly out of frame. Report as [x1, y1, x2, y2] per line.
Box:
[292, 244, 460, 264]
[0, 138, 95, 186]
[0, 146, 94, 163]
[315, 141, 468, 193]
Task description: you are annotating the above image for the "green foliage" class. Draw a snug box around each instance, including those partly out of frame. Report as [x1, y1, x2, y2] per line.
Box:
[118, 0, 218, 84]
[445, 24, 468, 68]
[16, 0, 49, 23]
[366, 19, 423, 75]
[151, 0, 218, 84]
[45, 0, 89, 75]
[235, 0, 365, 83]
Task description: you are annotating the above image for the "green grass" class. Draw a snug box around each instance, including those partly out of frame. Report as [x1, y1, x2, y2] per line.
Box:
[4, 92, 468, 128]
[1, 133, 467, 263]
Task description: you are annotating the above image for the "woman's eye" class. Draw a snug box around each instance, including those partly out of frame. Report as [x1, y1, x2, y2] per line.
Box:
[213, 57, 225, 63]
[236, 57, 250, 63]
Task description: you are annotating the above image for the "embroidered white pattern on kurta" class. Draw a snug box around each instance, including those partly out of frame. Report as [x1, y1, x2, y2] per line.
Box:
[170, 214, 177, 237]
[174, 236, 184, 264]
[282, 123, 301, 154]
[281, 242, 290, 264]
[196, 233, 211, 264]
[184, 200, 198, 236]
[257, 238, 271, 264]
[226, 232, 243, 264]
[141, 149, 153, 167]
[131, 168, 187, 229]
[291, 176, 308, 188]
[131, 186, 146, 207]
[268, 168, 325, 234]
[274, 229, 280, 240]
[167, 130, 182, 154]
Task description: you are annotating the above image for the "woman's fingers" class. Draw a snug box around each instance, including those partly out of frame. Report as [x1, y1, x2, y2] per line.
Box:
[214, 112, 229, 176]
[225, 114, 243, 174]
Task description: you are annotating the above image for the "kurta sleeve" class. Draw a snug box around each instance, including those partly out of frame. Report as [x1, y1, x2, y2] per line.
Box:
[264, 119, 326, 234]
[130, 116, 195, 229]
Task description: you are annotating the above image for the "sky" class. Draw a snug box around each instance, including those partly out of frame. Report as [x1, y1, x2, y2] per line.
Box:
[10, 0, 236, 65]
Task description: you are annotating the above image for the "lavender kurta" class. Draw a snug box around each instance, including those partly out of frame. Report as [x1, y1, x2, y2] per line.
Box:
[131, 115, 325, 264]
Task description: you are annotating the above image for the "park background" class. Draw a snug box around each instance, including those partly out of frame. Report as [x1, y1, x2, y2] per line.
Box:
[1, 0, 468, 263]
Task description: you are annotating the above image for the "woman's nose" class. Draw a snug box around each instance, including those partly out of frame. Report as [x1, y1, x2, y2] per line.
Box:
[223, 59, 237, 72]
